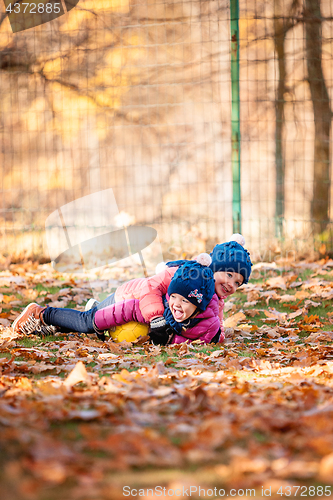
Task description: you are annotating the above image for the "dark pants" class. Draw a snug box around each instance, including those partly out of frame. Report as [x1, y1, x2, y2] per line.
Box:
[43, 293, 115, 333]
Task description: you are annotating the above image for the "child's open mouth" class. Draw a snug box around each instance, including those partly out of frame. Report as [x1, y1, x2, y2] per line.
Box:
[172, 309, 184, 321]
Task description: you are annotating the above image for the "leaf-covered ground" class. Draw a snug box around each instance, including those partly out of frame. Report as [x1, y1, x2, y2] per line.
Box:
[1, 258, 333, 500]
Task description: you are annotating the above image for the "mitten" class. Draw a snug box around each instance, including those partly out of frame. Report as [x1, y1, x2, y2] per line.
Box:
[150, 316, 167, 333]
[149, 317, 175, 345]
[149, 325, 175, 346]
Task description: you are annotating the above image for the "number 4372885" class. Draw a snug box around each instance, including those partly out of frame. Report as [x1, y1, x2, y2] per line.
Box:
[277, 485, 331, 496]
[6, 3, 61, 14]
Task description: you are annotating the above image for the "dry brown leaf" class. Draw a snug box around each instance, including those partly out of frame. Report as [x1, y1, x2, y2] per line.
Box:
[37, 380, 67, 396]
[266, 276, 287, 290]
[106, 342, 123, 354]
[63, 361, 90, 388]
[178, 343, 189, 355]
[209, 350, 224, 358]
[97, 353, 119, 361]
[247, 290, 260, 302]
[264, 308, 287, 322]
[295, 290, 310, 300]
[21, 289, 39, 301]
[149, 345, 162, 356]
[164, 357, 175, 365]
[244, 308, 261, 317]
[224, 311, 246, 328]
[287, 309, 304, 320]
[266, 329, 280, 339]
[225, 358, 242, 370]
[304, 299, 321, 308]
[279, 294, 297, 302]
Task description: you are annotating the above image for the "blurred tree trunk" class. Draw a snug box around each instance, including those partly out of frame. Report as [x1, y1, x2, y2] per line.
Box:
[274, 0, 300, 238]
[305, 0, 332, 233]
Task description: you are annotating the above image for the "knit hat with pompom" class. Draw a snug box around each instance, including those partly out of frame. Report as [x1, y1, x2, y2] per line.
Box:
[209, 234, 252, 284]
[160, 234, 252, 285]
[167, 261, 215, 312]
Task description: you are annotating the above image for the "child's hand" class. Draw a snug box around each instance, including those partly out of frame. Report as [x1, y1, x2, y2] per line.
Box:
[149, 325, 175, 346]
[150, 316, 167, 333]
[149, 317, 176, 345]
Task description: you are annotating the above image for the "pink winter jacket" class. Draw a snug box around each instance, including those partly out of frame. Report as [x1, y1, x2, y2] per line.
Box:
[114, 267, 177, 322]
[95, 267, 226, 343]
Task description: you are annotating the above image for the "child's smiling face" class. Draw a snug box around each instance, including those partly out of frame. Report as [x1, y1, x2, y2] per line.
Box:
[214, 271, 244, 298]
[169, 293, 197, 322]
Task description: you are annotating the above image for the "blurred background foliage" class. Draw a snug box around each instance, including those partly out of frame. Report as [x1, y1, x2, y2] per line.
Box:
[0, 0, 333, 261]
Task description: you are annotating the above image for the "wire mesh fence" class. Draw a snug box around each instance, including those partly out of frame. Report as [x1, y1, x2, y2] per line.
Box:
[0, 0, 333, 264]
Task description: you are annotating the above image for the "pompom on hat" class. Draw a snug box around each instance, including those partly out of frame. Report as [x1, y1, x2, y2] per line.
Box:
[209, 234, 252, 284]
[167, 261, 215, 312]
[229, 233, 245, 246]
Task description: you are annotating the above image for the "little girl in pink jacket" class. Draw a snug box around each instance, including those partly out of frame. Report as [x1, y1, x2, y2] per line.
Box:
[94, 261, 220, 345]
[159, 235, 252, 342]
[94, 235, 252, 344]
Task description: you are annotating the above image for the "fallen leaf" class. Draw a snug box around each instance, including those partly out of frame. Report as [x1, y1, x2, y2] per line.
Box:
[63, 361, 90, 388]
[266, 329, 280, 339]
[266, 276, 287, 290]
[287, 309, 304, 320]
[279, 294, 297, 302]
[224, 311, 246, 328]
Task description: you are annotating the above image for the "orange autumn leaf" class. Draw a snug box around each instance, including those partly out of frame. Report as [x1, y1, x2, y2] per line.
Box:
[224, 311, 246, 328]
[63, 361, 90, 388]
[2, 295, 17, 303]
[303, 314, 320, 324]
[266, 276, 287, 290]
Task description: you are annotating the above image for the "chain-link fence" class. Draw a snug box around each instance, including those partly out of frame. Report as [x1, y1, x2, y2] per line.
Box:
[0, 0, 333, 263]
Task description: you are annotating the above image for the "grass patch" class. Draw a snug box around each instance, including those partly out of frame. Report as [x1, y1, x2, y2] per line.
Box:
[86, 361, 97, 368]
[0, 352, 11, 359]
[17, 337, 40, 348]
[35, 284, 62, 294]
[238, 351, 256, 358]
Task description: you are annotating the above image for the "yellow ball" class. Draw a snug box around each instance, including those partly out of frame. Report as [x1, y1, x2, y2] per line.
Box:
[109, 321, 149, 343]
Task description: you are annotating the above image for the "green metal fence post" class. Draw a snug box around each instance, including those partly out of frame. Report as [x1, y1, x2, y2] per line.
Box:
[230, 0, 241, 234]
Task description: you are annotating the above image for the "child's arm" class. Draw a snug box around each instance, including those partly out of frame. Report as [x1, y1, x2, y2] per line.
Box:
[94, 299, 145, 331]
[138, 267, 176, 322]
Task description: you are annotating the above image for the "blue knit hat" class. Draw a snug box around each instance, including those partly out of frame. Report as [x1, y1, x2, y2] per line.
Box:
[167, 261, 215, 311]
[209, 240, 252, 284]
